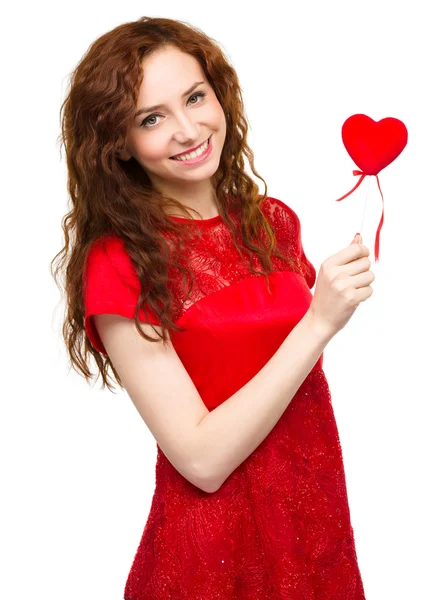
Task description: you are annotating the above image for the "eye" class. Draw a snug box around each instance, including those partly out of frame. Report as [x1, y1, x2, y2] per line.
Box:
[141, 92, 206, 128]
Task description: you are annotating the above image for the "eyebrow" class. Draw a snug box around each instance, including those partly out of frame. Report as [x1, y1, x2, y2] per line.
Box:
[134, 81, 205, 118]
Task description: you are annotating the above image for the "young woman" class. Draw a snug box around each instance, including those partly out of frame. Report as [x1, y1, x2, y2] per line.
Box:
[53, 16, 373, 599]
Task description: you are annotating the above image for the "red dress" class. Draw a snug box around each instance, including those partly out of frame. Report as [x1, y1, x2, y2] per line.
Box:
[83, 196, 366, 599]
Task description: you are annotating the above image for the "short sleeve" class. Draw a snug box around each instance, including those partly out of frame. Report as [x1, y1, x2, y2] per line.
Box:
[267, 197, 317, 290]
[83, 236, 161, 355]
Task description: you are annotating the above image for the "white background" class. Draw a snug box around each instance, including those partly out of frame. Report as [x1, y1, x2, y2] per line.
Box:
[1, 1, 445, 598]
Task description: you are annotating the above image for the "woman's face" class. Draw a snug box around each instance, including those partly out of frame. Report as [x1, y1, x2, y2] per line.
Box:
[122, 46, 227, 194]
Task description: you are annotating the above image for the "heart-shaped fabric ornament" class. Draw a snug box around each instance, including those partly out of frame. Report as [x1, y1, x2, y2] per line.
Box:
[335, 114, 408, 261]
[342, 114, 408, 175]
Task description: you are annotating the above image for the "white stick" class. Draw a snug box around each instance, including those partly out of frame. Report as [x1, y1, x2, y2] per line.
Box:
[358, 175, 371, 236]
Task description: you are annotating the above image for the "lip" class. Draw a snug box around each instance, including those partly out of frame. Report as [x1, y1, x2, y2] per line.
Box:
[170, 135, 212, 159]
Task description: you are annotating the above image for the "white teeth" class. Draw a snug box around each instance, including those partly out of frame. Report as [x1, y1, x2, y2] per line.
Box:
[173, 138, 209, 161]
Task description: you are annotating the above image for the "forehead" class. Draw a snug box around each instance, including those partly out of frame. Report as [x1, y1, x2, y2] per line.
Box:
[139, 47, 205, 95]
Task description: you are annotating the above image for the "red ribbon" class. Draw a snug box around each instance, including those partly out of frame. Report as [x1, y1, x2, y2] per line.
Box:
[335, 169, 384, 262]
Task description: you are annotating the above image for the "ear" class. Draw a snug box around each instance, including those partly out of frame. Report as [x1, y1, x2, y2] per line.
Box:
[118, 149, 132, 161]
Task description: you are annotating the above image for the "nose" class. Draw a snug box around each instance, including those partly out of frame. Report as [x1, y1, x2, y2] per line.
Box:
[173, 112, 200, 142]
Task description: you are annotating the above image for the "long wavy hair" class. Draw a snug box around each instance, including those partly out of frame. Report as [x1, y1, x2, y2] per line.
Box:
[51, 16, 306, 392]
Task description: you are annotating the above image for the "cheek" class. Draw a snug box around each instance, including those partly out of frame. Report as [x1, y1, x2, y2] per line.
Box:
[211, 100, 226, 124]
[133, 135, 168, 162]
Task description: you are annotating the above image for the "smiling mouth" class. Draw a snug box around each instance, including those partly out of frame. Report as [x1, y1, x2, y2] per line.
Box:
[169, 135, 212, 159]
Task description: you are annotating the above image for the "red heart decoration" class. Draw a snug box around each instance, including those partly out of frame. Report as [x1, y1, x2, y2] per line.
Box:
[342, 114, 408, 175]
